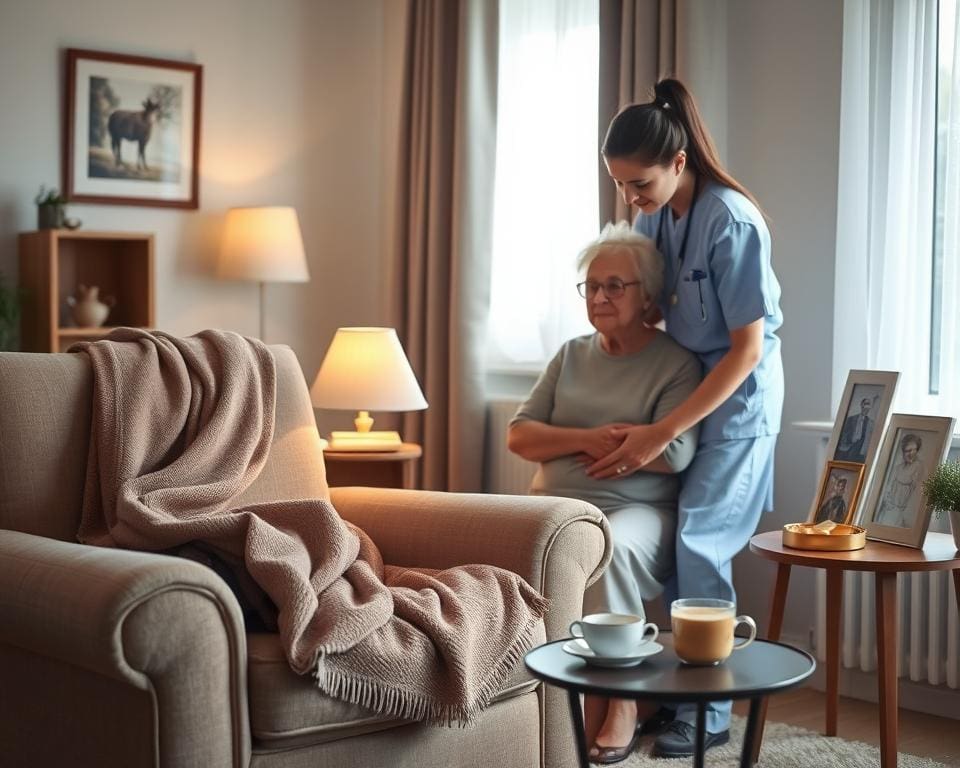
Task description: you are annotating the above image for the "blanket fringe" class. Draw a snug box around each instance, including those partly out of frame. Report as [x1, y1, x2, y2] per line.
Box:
[313, 593, 549, 727]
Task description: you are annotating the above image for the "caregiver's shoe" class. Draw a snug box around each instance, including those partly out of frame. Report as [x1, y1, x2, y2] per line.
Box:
[652, 720, 730, 757]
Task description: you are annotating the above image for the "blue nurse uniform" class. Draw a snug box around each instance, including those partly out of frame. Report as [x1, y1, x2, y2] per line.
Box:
[634, 180, 784, 733]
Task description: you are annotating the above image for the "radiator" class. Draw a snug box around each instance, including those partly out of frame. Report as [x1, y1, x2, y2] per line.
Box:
[814, 569, 960, 689]
[484, 398, 537, 494]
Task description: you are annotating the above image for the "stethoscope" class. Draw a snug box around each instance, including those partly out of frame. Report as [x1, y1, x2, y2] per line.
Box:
[655, 175, 706, 320]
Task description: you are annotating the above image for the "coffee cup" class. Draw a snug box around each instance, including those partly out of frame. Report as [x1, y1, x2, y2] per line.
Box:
[569, 612, 659, 657]
[670, 598, 756, 665]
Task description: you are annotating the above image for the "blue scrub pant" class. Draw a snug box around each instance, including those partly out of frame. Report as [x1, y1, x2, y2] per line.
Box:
[663, 435, 777, 733]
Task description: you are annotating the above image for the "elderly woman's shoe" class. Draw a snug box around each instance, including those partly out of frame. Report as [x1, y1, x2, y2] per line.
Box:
[588, 720, 643, 765]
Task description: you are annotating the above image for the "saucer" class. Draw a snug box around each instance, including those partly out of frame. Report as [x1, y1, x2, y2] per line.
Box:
[562, 638, 663, 668]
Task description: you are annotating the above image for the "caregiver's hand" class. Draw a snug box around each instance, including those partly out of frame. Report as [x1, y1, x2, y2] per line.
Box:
[586, 422, 675, 479]
[580, 423, 632, 460]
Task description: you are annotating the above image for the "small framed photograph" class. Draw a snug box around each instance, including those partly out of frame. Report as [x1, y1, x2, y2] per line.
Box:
[808, 370, 899, 523]
[860, 414, 957, 548]
[812, 461, 866, 525]
[64, 48, 203, 208]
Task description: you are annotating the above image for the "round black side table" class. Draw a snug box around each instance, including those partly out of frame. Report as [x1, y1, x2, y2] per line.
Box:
[524, 632, 815, 768]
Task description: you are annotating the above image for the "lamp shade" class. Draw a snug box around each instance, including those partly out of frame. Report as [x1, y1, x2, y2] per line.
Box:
[310, 327, 427, 412]
[218, 206, 309, 283]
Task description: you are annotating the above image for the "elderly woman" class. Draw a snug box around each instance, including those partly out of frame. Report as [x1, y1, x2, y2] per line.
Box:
[508, 221, 701, 764]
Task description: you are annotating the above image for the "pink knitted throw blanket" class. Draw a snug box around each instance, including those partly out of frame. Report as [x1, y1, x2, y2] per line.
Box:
[74, 328, 546, 724]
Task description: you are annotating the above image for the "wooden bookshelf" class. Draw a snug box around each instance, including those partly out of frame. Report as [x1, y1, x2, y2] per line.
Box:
[18, 230, 154, 352]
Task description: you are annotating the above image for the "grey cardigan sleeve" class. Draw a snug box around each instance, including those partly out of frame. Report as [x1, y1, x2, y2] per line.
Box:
[509, 345, 565, 426]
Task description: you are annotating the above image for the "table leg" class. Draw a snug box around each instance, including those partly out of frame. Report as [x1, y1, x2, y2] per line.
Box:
[875, 571, 898, 768]
[750, 562, 791, 764]
[567, 688, 589, 768]
[953, 569, 960, 617]
[825, 569, 843, 737]
[694, 702, 706, 768]
[739, 697, 763, 768]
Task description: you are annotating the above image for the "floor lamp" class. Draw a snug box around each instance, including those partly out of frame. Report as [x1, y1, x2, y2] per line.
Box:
[218, 206, 309, 341]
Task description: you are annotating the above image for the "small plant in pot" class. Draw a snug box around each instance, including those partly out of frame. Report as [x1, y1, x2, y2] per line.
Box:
[923, 459, 960, 551]
[35, 185, 67, 229]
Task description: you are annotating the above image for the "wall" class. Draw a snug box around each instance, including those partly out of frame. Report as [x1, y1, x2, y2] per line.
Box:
[724, 0, 845, 645]
[0, 0, 847, 643]
[0, 0, 401, 437]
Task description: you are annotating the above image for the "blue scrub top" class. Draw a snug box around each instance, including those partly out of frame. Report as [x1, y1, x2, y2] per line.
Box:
[633, 181, 784, 441]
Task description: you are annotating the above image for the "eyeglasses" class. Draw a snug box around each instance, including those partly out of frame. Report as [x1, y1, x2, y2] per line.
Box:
[576, 278, 641, 300]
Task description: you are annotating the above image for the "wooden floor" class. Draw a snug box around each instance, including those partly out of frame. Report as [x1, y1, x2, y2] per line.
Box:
[733, 686, 960, 766]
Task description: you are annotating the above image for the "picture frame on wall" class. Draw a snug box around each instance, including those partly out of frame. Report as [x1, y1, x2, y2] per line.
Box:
[811, 460, 866, 526]
[859, 414, 956, 548]
[806, 369, 900, 523]
[64, 48, 203, 209]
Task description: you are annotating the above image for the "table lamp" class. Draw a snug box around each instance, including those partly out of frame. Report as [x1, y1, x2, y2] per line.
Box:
[218, 206, 309, 340]
[310, 327, 428, 451]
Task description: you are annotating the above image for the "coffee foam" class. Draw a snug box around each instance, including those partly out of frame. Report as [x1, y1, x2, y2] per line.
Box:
[671, 606, 733, 621]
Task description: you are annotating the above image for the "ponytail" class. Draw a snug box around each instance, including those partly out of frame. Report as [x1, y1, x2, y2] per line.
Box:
[603, 78, 764, 215]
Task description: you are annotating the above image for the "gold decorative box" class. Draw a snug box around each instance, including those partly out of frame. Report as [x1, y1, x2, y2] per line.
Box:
[782, 521, 867, 551]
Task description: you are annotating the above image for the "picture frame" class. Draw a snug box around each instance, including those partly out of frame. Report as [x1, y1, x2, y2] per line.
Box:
[860, 414, 957, 548]
[811, 460, 866, 526]
[806, 369, 900, 523]
[64, 48, 203, 209]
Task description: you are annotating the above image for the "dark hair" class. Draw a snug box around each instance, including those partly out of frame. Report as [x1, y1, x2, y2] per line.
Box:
[602, 78, 762, 213]
[900, 433, 922, 453]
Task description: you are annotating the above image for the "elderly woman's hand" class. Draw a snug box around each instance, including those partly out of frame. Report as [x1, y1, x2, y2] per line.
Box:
[585, 422, 676, 479]
[578, 423, 632, 460]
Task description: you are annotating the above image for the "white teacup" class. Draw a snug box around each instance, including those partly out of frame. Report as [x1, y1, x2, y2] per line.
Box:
[569, 612, 659, 657]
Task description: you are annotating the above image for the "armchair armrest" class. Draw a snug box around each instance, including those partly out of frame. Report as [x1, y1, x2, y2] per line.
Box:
[330, 487, 611, 632]
[0, 529, 250, 768]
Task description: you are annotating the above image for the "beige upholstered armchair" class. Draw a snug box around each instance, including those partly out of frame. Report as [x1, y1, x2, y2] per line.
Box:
[0, 346, 610, 768]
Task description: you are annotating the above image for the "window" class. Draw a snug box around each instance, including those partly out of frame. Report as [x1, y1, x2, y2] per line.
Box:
[486, 0, 599, 372]
[833, 0, 960, 418]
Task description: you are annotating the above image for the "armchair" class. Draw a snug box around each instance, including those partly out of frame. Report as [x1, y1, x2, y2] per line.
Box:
[0, 346, 610, 768]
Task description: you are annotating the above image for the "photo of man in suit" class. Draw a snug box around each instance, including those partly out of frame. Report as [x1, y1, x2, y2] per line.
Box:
[815, 474, 849, 524]
[836, 397, 875, 462]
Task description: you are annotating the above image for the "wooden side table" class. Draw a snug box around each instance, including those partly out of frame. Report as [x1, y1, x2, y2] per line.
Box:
[748, 530, 960, 767]
[322, 443, 422, 489]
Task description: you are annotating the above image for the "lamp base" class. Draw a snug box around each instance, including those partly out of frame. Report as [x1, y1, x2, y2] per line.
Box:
[327, 430, 403, 452]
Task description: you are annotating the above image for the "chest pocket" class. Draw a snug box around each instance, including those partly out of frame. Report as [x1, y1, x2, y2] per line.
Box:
[674, 268, 711, 327]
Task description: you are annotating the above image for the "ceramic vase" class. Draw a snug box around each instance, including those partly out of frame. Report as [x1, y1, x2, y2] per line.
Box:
[67, 285, 113, 328]
[950, 509, 960, 552]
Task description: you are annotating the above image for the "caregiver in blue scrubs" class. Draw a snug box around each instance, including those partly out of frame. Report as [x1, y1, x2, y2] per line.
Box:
[591, 77, 783, 759]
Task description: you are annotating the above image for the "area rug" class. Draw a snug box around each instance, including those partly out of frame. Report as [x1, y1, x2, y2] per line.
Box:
[622, 715, 954, 767]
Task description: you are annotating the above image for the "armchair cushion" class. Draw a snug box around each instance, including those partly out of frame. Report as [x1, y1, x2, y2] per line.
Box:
[246, 622, 543, 749]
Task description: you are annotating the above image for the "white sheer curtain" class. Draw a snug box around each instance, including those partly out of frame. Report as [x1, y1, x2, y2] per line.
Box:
[486, 0, 598, 370]
[938, 0, 960, 411]
[834, 0, 960, 417]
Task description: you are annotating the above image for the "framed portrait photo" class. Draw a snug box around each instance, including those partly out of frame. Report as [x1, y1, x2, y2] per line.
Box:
[64, 48, 203, 208]
[860, 414, 957, 548]
[807, 370, 899, 523]
[811, 460, 866, 526]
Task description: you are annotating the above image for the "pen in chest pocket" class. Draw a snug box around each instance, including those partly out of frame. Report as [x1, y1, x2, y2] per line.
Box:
[683, 269, 708, 320]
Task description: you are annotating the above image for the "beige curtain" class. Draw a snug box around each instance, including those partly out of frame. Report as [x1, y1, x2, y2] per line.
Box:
[598, 0, 678, 227]
[389, 0, 498, 492]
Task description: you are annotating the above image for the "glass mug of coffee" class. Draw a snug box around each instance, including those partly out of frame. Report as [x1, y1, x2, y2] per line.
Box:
[671, 598, 757, 665]
[569, 612, 659, 657]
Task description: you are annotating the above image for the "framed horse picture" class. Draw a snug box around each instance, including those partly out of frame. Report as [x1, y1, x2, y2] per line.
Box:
[64, 49, 203, 208]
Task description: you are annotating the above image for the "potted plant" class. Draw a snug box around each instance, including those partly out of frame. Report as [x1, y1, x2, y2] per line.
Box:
[0, 271, 21, 351]
[35, 185, 66, 229]
[923, 459, 960, 551]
